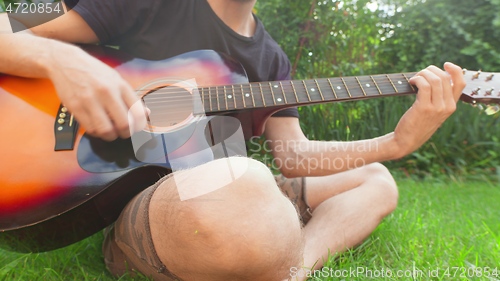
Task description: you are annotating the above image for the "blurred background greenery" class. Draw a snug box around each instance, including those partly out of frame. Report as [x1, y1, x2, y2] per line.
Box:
[251, 0, 500, 180]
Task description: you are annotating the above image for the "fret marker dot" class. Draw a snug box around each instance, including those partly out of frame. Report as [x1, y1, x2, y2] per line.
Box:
[398, 81, 402, 84]
[337, 86, 341, 90]
[245, 93, 250, 97]
[311, 88, 316, 92]
[274, 85, 279, 88]
[228, 95, 233, 99]
[366, 83, 371, 87]
[277, 98, 283, 102]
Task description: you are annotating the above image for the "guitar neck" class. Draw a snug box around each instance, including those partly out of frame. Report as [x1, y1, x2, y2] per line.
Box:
[198, 72, 418, 114]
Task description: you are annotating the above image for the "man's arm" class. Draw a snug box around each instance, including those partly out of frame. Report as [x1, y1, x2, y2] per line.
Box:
[0, 4, 98, 77]
[0, 8, 146, 141]
[264, 63, 466, 178]
[264, 117, 397, 177]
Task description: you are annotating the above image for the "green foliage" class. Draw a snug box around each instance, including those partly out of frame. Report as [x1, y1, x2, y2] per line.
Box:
[258, 0, 384, 79]
[256, 0, 500, 178]
[379, 0, 500, 72]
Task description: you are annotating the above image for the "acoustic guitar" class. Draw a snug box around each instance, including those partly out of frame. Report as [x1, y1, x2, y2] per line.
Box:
[0, 46, 498, 252]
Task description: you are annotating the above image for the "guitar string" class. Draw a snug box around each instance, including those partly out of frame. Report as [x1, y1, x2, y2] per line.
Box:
[141, 93, 415, 111]
[138, 79, 416, 103]
[119, 74, 419, 116]
[141, 81, 415, 116]
[142, 89, 411, 104]
[134, 75, 417, 97]
[141, 92, 414, 110]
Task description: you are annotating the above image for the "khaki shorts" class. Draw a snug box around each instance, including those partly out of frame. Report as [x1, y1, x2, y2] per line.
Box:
[102, 173, 310, 280]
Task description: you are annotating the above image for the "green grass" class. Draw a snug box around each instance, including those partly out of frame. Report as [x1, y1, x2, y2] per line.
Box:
[317, 178, 500, 281]
[1, 179, 499, 281]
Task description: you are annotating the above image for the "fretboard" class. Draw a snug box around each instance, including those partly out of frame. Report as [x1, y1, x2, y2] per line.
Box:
[197, 72, 418, 114]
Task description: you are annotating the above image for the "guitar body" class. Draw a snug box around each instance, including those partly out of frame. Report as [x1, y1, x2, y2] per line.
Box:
[0, 47, 276, 252]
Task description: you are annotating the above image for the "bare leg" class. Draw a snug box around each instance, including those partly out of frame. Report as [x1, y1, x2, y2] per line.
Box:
[148, 157, 304, 281]
[295, 163, 398, 280]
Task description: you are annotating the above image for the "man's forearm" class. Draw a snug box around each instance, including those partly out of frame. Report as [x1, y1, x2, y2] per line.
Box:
[274, 133, 401, 177]
[0, 12, 78, 79]
[0, 33, 66, 78]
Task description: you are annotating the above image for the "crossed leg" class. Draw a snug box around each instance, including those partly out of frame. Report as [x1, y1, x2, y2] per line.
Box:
[105, 158, 397, 281]
[148, 157, 304, 281]
[293, 163, 399, 280]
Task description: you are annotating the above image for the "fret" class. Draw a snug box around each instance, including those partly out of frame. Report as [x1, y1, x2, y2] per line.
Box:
[233, 85, 245, 108]
[372, 74, 393, 95]
[355, 77, 367, 97]
[386, 75, 398, 93]
[201, 87, 205, 111]
[280, 81, 297, 104]
[302, 81, 312, 101]
[303, 80, 324, 101]
[340, 77, 352, 98]
[279, 81, 288, 104]
[233, 85, 241, 108]
[198, 87, 207, 114]
[344, 77, 367, 98]
[269, 82, 277, 105]
[249, 84, 256, 108]
[208, 86, 213, 111]
[231, 85, 237, 109]
[392, 73, 415, 93]
[314, 79, 325, 101]
[215, 86, 220, 110]
[258, 83, 267, 107]
[402, 73, 416, 92]
[240, 84, 247, 108]
[203, 72, 420, 112]
[290, 81, 299, 102]
[355, 76, 381, 97]
[370, 75, 383, 95]
[223, 86, 229, 110]
[327, 78, 338, 99]
[270, 82, 285, 103]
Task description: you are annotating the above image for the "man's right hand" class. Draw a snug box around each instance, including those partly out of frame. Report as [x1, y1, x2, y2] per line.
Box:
[48, 45, 148, 141]
[1, 8, 148, 141]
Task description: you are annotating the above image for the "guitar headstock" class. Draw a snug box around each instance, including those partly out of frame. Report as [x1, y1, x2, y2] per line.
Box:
[461, 69, 500, 115]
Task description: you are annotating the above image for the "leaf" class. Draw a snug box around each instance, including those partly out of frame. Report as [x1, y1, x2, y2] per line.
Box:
[0, 256, 25, 276]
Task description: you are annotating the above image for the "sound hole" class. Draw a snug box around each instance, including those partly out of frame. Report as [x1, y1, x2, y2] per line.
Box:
[142, 85, 194, 132]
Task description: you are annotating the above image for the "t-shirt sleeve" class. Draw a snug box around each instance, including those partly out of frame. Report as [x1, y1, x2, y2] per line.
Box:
[271, 107, 299, 118]
[270, 55, 299, 118]
[63, 0, 153, 43]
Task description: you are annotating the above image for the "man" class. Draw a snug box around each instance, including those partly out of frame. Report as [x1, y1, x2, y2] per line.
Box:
[0, 0, 465, 280]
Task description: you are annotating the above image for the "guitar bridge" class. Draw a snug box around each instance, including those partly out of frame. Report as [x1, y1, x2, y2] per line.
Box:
[54, 104, 79, 151]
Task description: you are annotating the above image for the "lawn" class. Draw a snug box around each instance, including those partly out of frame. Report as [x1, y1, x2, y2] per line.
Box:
[0, 178, 499, 281]
[318, 178, 500, 281]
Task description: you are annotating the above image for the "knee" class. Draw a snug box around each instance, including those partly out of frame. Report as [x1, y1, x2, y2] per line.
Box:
[197, 158, 303, 279]
[208, 203, 304, 280]
[162, 157, 304, 280]
[362, 163, 399, 215]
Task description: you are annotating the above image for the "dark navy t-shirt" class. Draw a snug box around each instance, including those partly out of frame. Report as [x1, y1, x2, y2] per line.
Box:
[64, 0, 299, 118]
